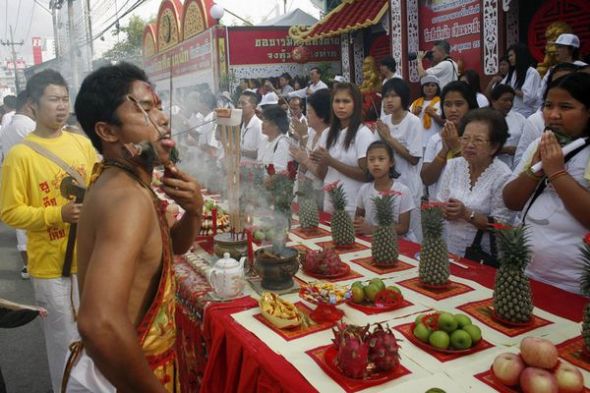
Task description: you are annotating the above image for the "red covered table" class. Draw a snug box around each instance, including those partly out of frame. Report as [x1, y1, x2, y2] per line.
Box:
[174, 232, 586, 392]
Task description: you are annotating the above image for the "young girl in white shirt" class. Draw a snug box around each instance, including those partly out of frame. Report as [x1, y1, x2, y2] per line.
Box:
[311, 83, 375, 215]
[354, 141, 416, 241]
[410, 75, 444, 150]
[502, 43, 541, 118]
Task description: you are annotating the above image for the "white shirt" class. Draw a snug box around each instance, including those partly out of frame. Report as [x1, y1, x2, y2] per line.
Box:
[502, 67, 542, 118]
[476, 93, 490, 108]
[319, 125, 376, 215]
[197, 111, 217, 147]
[241, 115, 266, 163]
[498, 110, 526, 169]
[437, 157, 514, 256]
[514, 110, 545, 168]
[423, 132, 444, 199]
[410, 98, 443, 149]
[513, 139, 590, 294]
[0, 110, 15, 129]
[1, 113, 35, 158]
[258, 134, 290, 171]
[377, 112, 424, 204]
[356, 181, 416, 241]
[425, 59, 458, 89]
[288, 80, 329, 98]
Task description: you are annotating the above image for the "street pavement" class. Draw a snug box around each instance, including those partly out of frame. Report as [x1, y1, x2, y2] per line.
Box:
[0, 222, 52, 393]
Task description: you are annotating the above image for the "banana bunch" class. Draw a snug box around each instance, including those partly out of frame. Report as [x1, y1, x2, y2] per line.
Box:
[259, 292, 303, 329]
[299, 281, 351, 305]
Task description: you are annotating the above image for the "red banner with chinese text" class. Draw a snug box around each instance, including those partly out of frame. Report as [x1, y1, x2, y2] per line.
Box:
[418, 0, 481, 72]
[227, 27, 340, 65]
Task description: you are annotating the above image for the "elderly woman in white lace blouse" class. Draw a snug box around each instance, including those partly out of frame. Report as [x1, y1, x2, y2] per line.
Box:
[437, 108, 515, 256]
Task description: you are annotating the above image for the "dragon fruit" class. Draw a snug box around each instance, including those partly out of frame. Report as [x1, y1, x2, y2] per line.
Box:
[368, 324, 400, 372]
[336, 325, 370, 379]
[303, 249, 343, 275]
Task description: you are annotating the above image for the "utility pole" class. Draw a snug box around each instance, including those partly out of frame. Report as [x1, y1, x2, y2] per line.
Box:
[84, 0, 94, 62]
[1, 25, 25, 94]
[67, 0, 80, 95]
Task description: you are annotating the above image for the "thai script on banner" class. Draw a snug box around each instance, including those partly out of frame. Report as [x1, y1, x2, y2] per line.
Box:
[228, 27, 341, 66]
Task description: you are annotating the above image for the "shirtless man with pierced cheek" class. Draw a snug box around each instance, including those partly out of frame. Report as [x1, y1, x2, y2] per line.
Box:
[64, 63, 203, 392]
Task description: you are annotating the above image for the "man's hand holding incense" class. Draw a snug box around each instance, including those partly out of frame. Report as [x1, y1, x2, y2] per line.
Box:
[161, 167, 203, 254]
[161, 167, 203, 217]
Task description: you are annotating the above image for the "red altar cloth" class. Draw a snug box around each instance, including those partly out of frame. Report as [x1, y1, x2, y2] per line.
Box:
[176, 211, 587, 392]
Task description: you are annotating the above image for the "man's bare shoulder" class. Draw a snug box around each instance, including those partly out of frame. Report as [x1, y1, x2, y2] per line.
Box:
[84, 170, 156, 227]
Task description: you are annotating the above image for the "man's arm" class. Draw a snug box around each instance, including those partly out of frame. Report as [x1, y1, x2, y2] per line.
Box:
[0, 159, 65, 230]
[77, 190, 167, 393]
[160, 168, 203, 254]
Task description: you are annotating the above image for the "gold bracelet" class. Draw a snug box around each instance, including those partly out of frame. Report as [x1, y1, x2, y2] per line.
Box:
[434, 154, 446, 163]
[548, 170, 567, 182]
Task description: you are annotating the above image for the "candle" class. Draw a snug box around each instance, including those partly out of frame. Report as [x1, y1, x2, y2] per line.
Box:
[211, 207, 217, 236]
[246, 227, 254, 266]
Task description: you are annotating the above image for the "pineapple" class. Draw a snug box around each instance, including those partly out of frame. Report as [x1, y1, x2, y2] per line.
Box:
[327, 183, 355, 246]
[298, 178, 319, 230]
[371, 193, 399, 265]
[419, 206, 449, 285]
[579, 235, 590, 350]
[493, 226, 533, 323]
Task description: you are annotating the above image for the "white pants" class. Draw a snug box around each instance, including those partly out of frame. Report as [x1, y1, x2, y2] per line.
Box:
[65, 349, 115, 393]
[16, 229, 27, 252]
[32, 276, 80, 393]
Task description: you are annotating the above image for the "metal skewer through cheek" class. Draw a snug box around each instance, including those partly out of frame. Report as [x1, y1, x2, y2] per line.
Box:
[126, 95, 174, 169]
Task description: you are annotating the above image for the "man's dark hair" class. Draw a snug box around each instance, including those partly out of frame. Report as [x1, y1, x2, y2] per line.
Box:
[15, 91, 29, 110]
[460, 69, 483, 93]
[2, 95, 17, 109]
[75, 62, 149, 153]
[26, 69, 68, 104]
[490, 84, 515, 101]
[310, 67, 321, 75]
[379, 57, 397, 73]
[262, 104, 289, 134]
[280, 72, 292, 81]
[239, 90, 258, 106]
[434, 40, 451, 55]
[199, 90, 217, 110]
[306, 89, 331, 124]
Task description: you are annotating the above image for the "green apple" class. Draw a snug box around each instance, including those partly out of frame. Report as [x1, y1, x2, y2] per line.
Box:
[413, 322, 432, 343]
[415, 313, 426, 325]
[462, 324, 482, 343]
[351, 286, 365, 304]
[454, 313, 472, 328]
[351, 281, 364, 289]
[425, 389, 447, 393]
[363, 284, 380, 302]
[253, 230, 266, 241]
[428, 330, 450, 350]
[386, 285, 401, 293]
[369, 278, 385, 291]
[265, 229, 275, 240]
[437, 312, 458, 333]
[450, 329, 473, 349]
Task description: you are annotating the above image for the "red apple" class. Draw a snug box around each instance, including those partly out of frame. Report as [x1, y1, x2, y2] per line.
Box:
[492, 352, 526, 386]
[554, 362, 585, 393]
[520, 337, 559, 369]
[520, 367, 559, 393]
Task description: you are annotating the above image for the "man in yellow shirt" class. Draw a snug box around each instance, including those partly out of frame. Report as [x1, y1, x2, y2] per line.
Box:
[0, 69, 97, 392]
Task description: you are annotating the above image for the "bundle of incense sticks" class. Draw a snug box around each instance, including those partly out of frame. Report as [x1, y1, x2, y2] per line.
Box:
[216, 108, 243, 234]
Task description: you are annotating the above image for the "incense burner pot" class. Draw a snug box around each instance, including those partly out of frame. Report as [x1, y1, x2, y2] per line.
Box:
[254, 246, 299, 290]
[213, 232, 248, 260]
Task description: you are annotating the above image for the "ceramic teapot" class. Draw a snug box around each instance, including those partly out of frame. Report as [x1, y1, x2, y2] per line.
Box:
[208, 252, 245, 299]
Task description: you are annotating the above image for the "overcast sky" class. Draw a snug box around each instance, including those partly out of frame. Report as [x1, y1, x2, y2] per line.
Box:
[0, 0, 321, 64]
